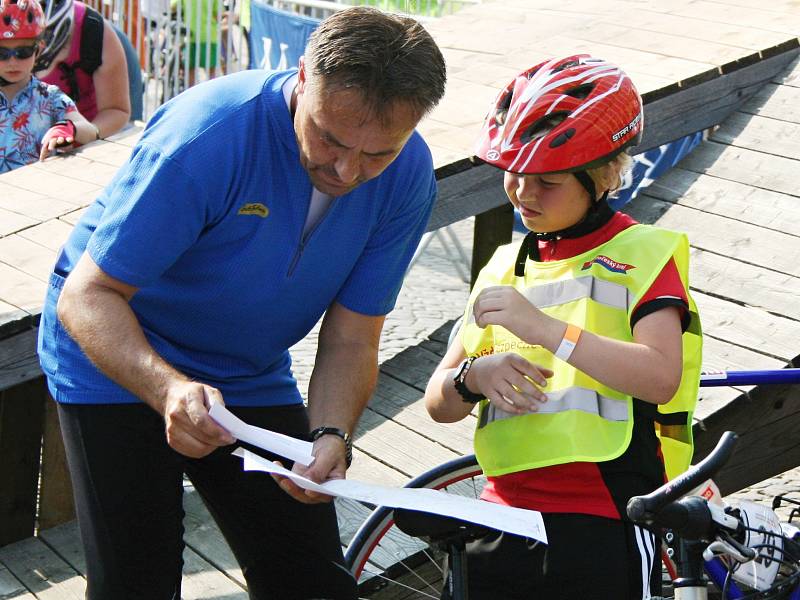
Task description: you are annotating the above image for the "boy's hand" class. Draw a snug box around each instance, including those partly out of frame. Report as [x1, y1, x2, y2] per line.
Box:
[40, 120, 77, 160]
[469, 353, 553, 414]
[473, 286, 542, 342]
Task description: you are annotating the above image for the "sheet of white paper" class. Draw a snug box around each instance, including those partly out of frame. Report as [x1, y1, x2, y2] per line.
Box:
[234, 448, 547, 543]
[209, 401, 314, 466]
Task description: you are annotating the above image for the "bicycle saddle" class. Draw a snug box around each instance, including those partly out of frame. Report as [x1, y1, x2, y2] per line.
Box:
[393, 509, 491, 544]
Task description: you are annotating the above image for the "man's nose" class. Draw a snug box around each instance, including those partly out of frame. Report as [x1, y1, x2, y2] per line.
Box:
[334, 150, 360, 184]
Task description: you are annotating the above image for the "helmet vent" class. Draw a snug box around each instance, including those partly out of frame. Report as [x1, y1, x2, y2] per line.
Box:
[521, 112, 569, 145]
[549, 127, 576, 148]
[551, 60, 580, 74]
[494, 91, 513, 126]
[564, 83, 594, 99]
[3, 15, 10, 24]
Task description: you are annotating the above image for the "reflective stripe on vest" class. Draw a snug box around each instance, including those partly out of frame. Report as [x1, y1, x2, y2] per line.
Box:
[465, 275, 633, 328]
[465, 224, 702, 480]
[478, 386, 629, 428]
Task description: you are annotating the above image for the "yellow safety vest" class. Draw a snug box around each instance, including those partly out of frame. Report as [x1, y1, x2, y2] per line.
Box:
[462, 224, 702, 481]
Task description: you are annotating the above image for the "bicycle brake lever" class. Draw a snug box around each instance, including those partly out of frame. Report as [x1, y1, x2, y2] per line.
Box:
[709, 503, 740, 531]
[702, 529, 758, 563]
[702, 539, 753, 563]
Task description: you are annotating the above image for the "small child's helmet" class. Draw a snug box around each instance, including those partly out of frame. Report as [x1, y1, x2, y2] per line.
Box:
[0, 0, 46, 39]
[33, 0, 72, 71]
[475, 55, 643, 175]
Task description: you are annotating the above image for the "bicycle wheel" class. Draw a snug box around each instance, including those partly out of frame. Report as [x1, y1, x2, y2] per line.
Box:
[344, 453, 484, 599]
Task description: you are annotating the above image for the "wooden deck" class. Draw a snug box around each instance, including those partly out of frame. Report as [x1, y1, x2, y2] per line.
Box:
[2, 0, 800, 597]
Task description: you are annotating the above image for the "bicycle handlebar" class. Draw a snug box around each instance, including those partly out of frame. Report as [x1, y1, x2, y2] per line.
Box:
[627, 431, 738, 525]
[700, 368, 800, 387]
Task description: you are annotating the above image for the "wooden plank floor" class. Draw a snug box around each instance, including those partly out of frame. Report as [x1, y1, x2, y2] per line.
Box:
[2, 19, 800, 600]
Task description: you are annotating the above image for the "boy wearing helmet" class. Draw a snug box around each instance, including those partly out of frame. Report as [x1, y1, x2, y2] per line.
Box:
[0, 0, 96, 172]
[425, 55, 702, 599]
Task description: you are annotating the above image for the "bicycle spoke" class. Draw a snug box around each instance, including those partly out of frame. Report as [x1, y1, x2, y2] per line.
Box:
[358, 566, 441, 599]
[420, 547, 445, 576]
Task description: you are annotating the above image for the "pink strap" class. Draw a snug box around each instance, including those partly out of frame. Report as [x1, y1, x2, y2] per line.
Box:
[43, 120, 76, 144]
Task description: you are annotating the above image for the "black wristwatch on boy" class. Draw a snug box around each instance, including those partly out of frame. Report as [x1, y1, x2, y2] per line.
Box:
[453, 356, 484, 404]
[309, 426, 353, 467]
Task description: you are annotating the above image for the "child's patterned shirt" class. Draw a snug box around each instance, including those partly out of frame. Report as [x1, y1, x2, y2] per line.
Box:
[0, 76, 76, 174]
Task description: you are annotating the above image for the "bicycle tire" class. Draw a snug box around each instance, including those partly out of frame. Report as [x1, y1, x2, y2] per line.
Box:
[344, 453, 483, 597]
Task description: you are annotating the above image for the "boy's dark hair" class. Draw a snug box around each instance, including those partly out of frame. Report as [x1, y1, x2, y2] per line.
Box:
[304, 6, 446, 122]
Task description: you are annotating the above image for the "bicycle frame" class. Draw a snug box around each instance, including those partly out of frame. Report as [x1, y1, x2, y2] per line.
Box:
[703, 555, 800, 599]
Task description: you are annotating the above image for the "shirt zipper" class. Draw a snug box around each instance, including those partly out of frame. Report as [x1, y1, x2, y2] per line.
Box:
[286, 198, 336, 277]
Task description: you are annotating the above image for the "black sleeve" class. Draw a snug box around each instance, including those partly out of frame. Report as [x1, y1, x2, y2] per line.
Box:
[630, 297, 691, 333]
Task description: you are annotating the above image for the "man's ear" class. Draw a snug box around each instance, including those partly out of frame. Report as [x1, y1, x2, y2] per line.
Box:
[297, 55, 306, 93]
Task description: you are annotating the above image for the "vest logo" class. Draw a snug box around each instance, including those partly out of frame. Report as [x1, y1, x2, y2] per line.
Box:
[581, 255, 635, 274]
[238, 203, 270, 218]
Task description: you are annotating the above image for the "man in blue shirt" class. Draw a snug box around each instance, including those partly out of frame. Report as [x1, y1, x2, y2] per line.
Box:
[37, 7, 446, 599]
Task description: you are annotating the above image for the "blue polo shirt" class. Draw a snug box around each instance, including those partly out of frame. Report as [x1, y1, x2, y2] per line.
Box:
[38, 69, 437, 406]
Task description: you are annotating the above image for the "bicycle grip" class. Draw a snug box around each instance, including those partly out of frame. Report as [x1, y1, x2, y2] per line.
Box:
[627, 431, 738, 524]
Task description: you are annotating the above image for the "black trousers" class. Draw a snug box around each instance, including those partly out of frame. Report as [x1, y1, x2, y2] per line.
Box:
[461, 513, 661, 600]
[58, 402, 357, 600]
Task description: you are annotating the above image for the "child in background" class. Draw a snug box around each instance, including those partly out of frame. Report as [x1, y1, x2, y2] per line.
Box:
[1, 0, 96, 173]
[424, 55, 702, 599]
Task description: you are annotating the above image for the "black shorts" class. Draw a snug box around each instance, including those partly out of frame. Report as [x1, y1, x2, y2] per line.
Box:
[462, 512, 661, 600]
[58, 401, 357, 600]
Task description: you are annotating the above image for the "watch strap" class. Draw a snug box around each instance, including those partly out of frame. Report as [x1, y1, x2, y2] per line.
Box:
[309, 426, 353, 467]
[453, 356, 484, 404]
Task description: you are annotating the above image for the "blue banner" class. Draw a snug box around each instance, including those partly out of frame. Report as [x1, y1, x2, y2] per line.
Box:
[248, 1, 319, 70]
[609, 130, 708, 211]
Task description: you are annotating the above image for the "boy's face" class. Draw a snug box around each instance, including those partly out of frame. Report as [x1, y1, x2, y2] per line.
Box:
[0, 38, 39, 86]
[504, 171, 593, 234]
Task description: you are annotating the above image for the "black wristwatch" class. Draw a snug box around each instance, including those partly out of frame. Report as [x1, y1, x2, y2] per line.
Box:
[453, 356, 484, 404]
[309, 426, 353, 467]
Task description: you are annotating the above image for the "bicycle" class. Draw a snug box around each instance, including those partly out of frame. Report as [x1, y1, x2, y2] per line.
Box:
[343, 368, 800, 599]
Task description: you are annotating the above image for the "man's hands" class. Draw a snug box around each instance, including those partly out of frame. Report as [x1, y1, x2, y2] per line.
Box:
[272, 433, 347, 504]
[469, 353, 553, 414]
[162, 381, 236, 458]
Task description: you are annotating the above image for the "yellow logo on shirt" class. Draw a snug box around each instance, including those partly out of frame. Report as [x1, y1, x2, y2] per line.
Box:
[238, 203, 270, 218]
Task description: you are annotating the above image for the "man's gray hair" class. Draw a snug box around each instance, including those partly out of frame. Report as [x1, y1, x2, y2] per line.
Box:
[304, 6, 447, 122]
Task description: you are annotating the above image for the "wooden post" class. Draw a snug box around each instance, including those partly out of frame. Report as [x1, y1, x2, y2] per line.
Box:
[0, 378, 46, 545]
[38, 392, 75, 530]
[470, 203, 515, 288]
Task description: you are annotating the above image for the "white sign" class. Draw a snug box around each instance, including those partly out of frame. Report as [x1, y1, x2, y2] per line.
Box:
[732, 500, 783, 591]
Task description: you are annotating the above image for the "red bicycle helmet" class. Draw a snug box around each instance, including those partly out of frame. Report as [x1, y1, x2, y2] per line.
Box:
[0, 0, 46, 39]
[475, 54, 643, 175]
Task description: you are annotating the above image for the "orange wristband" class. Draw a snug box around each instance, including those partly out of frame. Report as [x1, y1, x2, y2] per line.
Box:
[554, 324, 582, 362]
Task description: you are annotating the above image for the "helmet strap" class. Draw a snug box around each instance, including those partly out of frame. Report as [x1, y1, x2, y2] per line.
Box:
[514, 194, 613, 276]
[573, 170, 597, 203]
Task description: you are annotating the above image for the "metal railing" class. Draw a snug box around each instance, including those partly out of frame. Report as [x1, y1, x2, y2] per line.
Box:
[84, 0, 478, 120]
